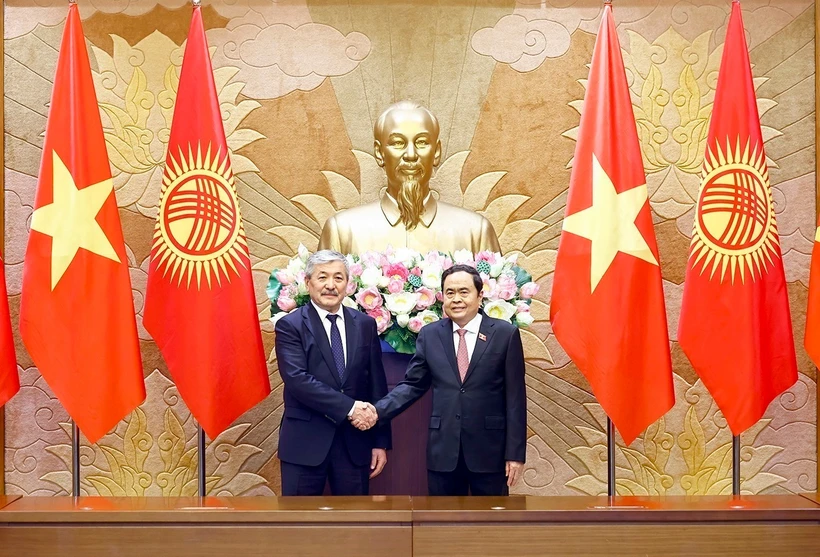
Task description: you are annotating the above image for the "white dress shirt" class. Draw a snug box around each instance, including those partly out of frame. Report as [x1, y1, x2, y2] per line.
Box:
[452, 313, 483, 361]
[310, 301, 355, 417]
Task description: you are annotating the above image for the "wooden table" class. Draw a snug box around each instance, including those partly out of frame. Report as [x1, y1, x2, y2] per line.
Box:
[412, 495, 820, 557]
[0, 496, 413, 557]
[0, 495, 818, 557]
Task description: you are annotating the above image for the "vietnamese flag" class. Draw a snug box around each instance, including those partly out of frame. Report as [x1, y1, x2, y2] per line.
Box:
[19, 3, 145, 443]
[143, 5, 270, 439]
[805, 222, 820, 366]
[0, 258, 19, 407]
[550, 3, 674, 446]
[679, 0, 797, 435]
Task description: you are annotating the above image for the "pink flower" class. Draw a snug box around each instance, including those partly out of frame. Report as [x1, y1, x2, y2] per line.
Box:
[497, 275, 517, 300]
[355, 287, 383, 311]
[349, 263, 364, 277]
[359, 251, 381, 267]
[277, 296, 296, 312]
[435, 291, 444, 302]
[483, 278, 499, 300]
[275, 270, 294, 286]
[475, 251, 498, 265]
[520, 281, 540, 299]
[368, 306, 392, 334]
[516, 301, 530, 314]
[384, 262, 410, 281]
[387, 278, 405, 294]
[282, 284, 298, 298]
[346, 280, 357, 295]
[442, 256, 454, 270]
[407, 316, 424, 334]
[410, 267, 422, 277]
[415, 287, 436, 310]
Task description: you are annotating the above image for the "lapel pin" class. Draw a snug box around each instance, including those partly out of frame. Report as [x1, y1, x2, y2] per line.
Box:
[478, 333, 487, 342]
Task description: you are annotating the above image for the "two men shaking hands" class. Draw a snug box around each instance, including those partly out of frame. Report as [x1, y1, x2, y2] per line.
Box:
[275, 250, 527, 497]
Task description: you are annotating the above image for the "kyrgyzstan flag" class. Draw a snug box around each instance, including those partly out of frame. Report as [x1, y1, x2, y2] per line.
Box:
[0, 258, 19, 407]
[550, 3, 674, 446]
[679, 0, 797, 435]
[144, 5, 270, 439]
[19, 3, 145, 443]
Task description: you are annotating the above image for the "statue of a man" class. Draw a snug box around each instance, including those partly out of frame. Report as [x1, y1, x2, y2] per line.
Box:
[319, 101, 501, 255]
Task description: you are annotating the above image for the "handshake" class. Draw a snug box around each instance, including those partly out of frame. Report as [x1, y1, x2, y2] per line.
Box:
[348, 400, 378, 431]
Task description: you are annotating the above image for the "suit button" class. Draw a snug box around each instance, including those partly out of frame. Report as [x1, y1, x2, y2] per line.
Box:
[456, 414, 460, 420]
[460, 388, 465, 393]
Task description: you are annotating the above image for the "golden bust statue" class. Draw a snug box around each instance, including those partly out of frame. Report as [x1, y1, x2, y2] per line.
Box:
[318, 101, 501, 255]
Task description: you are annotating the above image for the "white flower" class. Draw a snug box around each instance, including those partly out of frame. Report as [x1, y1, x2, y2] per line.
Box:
[342, 296, 359, 310]
[421, 265, 442, 289]
[483, 299, 517, 322]
[515, 311, 534, 327]
[489, 260, 504, 278]
[378, 275, 390, 288]
[297, 281, 309, 296]
[297, 243, 310, 262]
[384, 292, 421, 315]
[416, 310, 440, 326]
[360, 266, 383, 288]
[396, 313, 410, 328]
[392, 247, 419, 268]
[287, 257, 306, 276]
[505, 252, 519, 265]
[452, 249, 474, 264]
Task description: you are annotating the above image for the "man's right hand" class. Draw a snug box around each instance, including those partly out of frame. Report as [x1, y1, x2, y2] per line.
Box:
[349, 401, 377, 430]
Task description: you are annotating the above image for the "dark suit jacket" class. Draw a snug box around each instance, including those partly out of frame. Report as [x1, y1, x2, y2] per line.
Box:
[375, 314, 526, 473]
[275, 303, 391, 467]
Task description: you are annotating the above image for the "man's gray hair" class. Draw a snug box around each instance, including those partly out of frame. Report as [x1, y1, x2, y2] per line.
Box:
[305, 250, 349, 278]
[374, 100, 440, 140]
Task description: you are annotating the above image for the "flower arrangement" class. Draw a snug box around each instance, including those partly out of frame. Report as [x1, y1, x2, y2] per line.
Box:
[268, 245, 539, 354]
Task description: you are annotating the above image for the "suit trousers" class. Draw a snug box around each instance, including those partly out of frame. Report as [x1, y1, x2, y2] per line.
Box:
[427, 443, 509, 496]
[280, 428, 370, 496]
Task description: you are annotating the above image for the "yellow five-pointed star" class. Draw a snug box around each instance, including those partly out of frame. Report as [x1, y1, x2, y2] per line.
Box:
[562, 153, 658, 292]
[31, 151, 120, 290]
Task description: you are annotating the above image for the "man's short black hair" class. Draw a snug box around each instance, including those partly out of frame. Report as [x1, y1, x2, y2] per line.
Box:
[441, 264, 483, 294]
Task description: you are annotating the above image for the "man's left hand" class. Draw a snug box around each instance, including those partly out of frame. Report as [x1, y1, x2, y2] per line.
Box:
[506, 461, 524, 487]
[370, 449, 388, 479]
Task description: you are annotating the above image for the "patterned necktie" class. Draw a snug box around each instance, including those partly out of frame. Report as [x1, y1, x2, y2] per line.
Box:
[456, 328, 469, 382]
[326, 314, 346, 381]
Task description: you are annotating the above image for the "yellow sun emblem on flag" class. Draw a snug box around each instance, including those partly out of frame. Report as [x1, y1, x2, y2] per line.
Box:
[152, 143, 249, 288]
[689, 138, 780, 283]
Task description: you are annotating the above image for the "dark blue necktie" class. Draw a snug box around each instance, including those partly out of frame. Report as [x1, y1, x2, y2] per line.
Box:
[326, 314, 346, 380]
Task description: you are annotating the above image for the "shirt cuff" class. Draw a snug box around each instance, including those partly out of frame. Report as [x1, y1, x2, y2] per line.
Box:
[347, 402, 356, 417]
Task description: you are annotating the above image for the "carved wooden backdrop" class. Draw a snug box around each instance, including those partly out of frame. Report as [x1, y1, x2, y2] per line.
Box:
[3, 0, 816, 496]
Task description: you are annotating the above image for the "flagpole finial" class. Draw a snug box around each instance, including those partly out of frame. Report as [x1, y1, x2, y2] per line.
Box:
[192, 0, 201, 6]
[603, 0, 612, 4]
[68, 0, 76, 4]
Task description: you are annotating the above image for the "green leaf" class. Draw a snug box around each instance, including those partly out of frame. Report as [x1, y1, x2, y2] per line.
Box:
[267, 272, 282, 317]
[511, 265, 532, 288]
[383, 325, 416, 354]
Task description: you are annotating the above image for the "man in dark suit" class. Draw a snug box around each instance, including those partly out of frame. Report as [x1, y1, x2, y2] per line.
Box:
[274, 250, 391, 495]
[356, 264, 526, 496]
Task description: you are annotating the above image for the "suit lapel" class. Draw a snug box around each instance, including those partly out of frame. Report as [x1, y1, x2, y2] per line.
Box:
[439, 319, 461, 384]
[463, 314, 495, 385]
[304, 303, 341, 387]
[342, 306, 360, 385]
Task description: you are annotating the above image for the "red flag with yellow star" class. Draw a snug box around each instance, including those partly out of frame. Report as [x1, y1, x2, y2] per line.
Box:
[679, 0, 797, 435]
[805, 223, 820, 367]
[0, 258, 19, 407]
[550, 3, 674, 446]
[144, 5, 269, 439]
[19, 4, 144, 442]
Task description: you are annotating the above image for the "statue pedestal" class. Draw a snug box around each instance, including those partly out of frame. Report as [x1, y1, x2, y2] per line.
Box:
[370, 352, 432, 496]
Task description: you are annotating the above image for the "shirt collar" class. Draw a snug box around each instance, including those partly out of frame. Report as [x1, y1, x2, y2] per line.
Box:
[311, 300, 344, 323]
[453, 313, 482, 335]
[380, 189, 438, 227]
